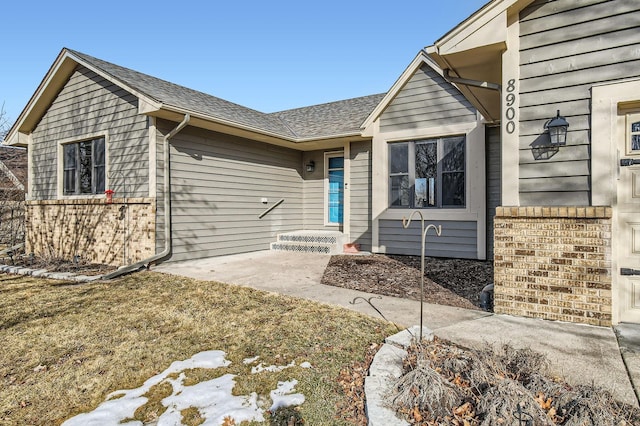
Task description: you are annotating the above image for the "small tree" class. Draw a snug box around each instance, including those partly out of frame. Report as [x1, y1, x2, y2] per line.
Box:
[0, 104, 25, 251]
[0, 103, 9, 143]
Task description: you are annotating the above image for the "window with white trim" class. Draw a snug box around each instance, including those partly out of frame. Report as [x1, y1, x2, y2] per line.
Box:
[627, 112, 640, 153]
[63, 137, 105, 195]
[389, 136, 465, 208]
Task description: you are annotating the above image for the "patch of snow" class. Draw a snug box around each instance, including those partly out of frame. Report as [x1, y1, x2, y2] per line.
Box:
[243, 355, 260, 364]
[251, 361, 296, 374]
[158, 372, 263, 425]
[270, 380, 305, 411]
[62, 350, 310, 426]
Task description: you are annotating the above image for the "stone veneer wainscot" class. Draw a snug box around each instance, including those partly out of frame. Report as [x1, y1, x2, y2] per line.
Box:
[26, 198, 155, 267]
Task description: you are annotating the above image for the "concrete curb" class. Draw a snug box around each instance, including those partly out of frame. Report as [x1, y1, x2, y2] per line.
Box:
[0, 263, 103, 283]
[365, 326, 434, 426]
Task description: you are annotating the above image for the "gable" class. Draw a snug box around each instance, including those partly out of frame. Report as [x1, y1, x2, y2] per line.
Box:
[29, 65, 149, 200]
[379, 64, 476, 132]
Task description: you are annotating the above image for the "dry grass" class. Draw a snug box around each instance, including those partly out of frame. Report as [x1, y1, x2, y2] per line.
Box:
[391, 338, 640, 425]
[0, 272, 396, 425]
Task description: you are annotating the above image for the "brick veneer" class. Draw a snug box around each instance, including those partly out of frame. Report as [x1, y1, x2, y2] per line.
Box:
[26, 198, 155, 267]
[493, 206, 612, 326]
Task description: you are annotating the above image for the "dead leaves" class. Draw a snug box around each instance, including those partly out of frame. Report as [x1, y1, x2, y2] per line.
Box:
[335, 343, 380, 425]
[221, 416, 236, 426]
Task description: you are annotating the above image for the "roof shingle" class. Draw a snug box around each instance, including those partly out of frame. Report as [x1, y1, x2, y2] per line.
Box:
[69, 49, 383, 141]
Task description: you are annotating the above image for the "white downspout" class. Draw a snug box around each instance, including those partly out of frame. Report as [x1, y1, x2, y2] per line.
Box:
[103, 114, 191, 280]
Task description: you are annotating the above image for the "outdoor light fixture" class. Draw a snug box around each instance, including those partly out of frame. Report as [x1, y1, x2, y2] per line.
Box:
[306, 160, 315, 172]
[544, 110, 569, 146]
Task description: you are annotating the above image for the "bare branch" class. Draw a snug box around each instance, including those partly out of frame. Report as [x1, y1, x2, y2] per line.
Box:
[0, 102, 11, 144]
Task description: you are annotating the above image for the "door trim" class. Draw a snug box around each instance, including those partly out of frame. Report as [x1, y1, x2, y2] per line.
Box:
[593, 78, 640, 324]
[324, 151, 344, 227]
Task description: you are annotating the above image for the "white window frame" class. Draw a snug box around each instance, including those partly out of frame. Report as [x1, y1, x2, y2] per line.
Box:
[388, 136, 466, 209]
[57, 132, 109, 199]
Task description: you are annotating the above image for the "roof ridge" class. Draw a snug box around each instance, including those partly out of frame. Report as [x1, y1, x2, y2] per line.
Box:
[67, 49, 272, 116]
[271, 93, 387, 115]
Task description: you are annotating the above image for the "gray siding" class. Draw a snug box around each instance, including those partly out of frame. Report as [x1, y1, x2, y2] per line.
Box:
[486, 126, 501, 259]
[302, 150, 325, 229]
[167, 126, 304, 262]
[379, 219, 477, 259]
[518, 0, 640, 205]
[31, 66, 149, 199]
[380, 64, 476, 132]
[349, 141, 372, 250]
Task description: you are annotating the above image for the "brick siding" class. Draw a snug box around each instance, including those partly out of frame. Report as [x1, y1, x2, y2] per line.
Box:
[494, 206, 612, 326]
[26, 198, 155, 266]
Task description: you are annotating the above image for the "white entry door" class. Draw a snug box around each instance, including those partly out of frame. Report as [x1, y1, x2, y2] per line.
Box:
[617, 112, 640, 323]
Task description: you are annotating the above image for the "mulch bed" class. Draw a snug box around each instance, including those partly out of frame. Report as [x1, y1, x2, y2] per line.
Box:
[321, 254, 493, 311]
[0, 254, 116, 275]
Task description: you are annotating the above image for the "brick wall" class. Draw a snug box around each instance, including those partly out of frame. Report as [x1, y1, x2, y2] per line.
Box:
[26, 198, 155, 266]
[494, 206, 612, 326]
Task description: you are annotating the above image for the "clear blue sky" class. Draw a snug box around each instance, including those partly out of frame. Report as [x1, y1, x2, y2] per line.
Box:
[0, 0, 487, 126]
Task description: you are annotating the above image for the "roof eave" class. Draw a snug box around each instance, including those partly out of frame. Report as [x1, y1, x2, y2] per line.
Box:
[426, 0, 534, 122]
[151, 106, 367, 150]
[4, 48, 163, 146]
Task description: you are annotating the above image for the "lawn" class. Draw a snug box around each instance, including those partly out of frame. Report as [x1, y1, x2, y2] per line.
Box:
[0, 272, 396, 425]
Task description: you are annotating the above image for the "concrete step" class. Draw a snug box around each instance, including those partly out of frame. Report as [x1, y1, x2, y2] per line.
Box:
[271, 230, 346, 255]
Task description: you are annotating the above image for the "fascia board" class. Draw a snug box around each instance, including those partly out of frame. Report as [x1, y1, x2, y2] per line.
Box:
[434, 0, 532, 55]
[65, 50, 163, 112]
[5, 48, 163, 145]
[5, 49, 74, 143]
[158, 104, 365, 144]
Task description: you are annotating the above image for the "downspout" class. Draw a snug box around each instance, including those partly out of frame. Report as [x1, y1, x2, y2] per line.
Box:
[103, 114, 191, 280]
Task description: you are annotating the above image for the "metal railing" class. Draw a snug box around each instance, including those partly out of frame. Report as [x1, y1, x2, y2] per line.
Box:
[258, 199, 284, 219]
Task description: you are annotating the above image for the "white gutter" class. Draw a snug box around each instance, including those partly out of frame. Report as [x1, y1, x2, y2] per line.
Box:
[103, 114, 191, 280]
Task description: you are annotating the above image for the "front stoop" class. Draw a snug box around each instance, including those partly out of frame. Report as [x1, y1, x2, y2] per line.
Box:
[270, 230, 346, 254]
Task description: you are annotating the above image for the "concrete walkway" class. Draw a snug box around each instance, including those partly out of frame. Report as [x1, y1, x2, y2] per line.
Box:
[154, 250, 640, 407]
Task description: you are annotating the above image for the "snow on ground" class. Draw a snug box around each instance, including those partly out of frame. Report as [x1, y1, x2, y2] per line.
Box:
[62, 350, 308, 426]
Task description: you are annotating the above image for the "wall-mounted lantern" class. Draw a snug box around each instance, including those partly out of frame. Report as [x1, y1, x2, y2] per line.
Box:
[544, 110, 569, 146]
[306, 160, 315, 172]
[105, 189, 115, 204]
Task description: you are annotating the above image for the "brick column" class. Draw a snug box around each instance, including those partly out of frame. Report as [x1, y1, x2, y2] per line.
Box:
[494, 207, 612, 326]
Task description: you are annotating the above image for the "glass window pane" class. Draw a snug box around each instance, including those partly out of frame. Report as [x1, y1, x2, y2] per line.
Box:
[633, 134, 640, 151]
[442, 172, 465, 206]
[94, 138, 105, 167]
[64, 144, 76, 169]
[442, 137, 465, 172]
[390, 175, 410, 207]
[415, 177, 437, 208]
[328, 156, 344, 169]
[415, 142, 436, 179]
[79, 141, 93, 194]
[95, 165, 105, 193]
[63, 144, 77, 195]
[93, 139, 105, 193]
[390, 144, 408, 174]
[64, 170, 75, 195]
[632, 121, 640, 133]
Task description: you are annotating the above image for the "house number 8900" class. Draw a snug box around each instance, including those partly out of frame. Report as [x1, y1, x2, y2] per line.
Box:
[505, 79, 516, 134]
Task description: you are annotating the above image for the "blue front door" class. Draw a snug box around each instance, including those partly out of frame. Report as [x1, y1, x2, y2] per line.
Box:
[328, 156, 344, 224]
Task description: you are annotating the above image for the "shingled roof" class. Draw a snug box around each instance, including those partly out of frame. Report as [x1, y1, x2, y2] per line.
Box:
[69, 49, 384, 141]
[272, 94, 385, 139]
